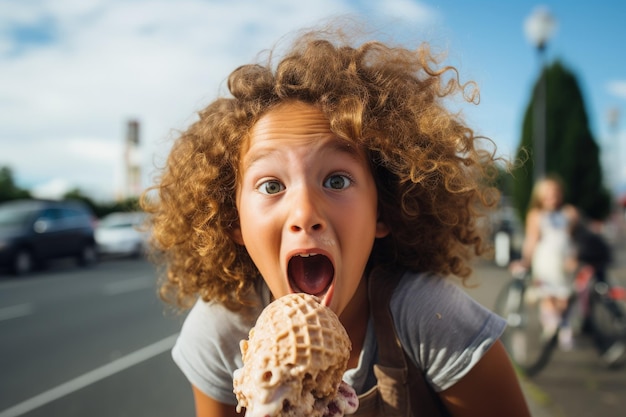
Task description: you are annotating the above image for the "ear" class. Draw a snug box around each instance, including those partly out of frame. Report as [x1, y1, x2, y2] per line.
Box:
[230, 227, 245, 245]
[375, 219, 390, 238]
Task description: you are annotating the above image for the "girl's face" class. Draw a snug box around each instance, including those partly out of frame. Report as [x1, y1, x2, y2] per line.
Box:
[538, 180, 563, 211]
[234, 101, 388, 317]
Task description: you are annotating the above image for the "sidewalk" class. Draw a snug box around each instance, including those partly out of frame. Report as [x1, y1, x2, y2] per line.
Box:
[515, 235, 626, 417]
[520, 376, 563, 417]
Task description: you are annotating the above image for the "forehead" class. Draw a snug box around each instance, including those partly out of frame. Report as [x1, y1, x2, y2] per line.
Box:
[537, 180, 562, 197]
[250, 101, 332, 140]
[241, 101, 361, 161]
[541, 180, 560, 191]
[238, 101, 369, 176]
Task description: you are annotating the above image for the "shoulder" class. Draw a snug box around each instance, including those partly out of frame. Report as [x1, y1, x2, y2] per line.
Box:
[390, 271, 500, 331]
[172, 298, 263, 404]
[181, 298, 257, 337]
[389, 270, 506, 391]
[391, 270, 472, 311]
[526, 208, 543, 225]
[179, 281, 270, 342]
[561, 204, 579, 222]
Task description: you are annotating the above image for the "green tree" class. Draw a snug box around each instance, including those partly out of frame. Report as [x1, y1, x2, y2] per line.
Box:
[0, 167, 141, 217]
[495, 164, 515, 198]
[512, 60, 611, 222]
[0, 166, 31, 203]
[63, 188, 98, 214]
[63, 188, 140, 218]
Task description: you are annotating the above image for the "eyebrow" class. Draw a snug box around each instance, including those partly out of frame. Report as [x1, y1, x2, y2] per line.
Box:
[327, 138, 362, 159]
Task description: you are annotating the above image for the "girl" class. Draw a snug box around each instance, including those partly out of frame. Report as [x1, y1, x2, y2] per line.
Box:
[518, 175, 579, 350]
[143, 26, 530, 417]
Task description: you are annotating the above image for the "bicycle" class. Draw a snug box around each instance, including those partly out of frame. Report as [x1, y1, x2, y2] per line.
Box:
[494, 263, 626, 377]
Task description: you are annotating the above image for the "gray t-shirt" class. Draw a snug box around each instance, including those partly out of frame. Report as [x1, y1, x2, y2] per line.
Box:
[172, 270, 506, 405]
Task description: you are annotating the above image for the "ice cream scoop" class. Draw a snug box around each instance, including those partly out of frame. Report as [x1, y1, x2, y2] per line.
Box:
[233, 293, 358, 417]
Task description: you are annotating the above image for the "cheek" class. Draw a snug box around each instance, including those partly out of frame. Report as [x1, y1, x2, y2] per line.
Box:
[238, 206, 261, 243]
[235, 187, 256, 233]
[237, 203, 277, 253]
[339, 203, 378, 242]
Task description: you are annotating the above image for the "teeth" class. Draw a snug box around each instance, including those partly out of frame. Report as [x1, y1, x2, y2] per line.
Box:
[297, 253, 318, 257]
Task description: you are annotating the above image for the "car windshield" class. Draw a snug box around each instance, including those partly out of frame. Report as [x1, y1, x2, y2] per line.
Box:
[0, 207, 37, 227]
[99, 213, 144, 229]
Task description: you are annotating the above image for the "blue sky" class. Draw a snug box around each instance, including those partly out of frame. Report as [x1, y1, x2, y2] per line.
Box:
[1, 0, 625, 201]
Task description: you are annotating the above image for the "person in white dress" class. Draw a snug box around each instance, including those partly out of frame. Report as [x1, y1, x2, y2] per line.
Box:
[518, 176, 579, 349]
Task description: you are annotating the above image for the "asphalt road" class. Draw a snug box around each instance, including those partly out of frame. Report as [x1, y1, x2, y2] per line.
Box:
[0, 258, 195, 417]
[1, 250, 624, 417]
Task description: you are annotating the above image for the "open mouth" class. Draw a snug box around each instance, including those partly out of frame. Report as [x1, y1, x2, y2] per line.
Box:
[287, 253, 334, 296]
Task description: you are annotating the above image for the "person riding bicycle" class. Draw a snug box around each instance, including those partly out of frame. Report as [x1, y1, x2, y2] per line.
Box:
[570, 220, 626, 367]
[571, 220, 612, 283]
[513, 175, 579, 351]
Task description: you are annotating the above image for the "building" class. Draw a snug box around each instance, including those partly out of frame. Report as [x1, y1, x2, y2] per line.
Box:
[123, 119, 142, 199]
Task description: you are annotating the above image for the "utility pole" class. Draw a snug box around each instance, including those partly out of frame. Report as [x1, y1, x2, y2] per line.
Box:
[524, 6, 557, 182]
[124, 119, 142, 199]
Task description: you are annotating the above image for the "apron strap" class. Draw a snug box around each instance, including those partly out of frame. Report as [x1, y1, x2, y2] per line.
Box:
[368, 266, 449, 417]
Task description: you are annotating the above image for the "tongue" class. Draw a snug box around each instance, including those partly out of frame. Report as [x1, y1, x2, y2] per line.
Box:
[288, 255, 334, 295]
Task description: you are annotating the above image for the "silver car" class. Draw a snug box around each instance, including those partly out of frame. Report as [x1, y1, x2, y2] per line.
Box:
[95, 212, 148, 259]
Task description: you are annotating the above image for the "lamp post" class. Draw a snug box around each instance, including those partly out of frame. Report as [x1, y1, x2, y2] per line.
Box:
[524, 6, 557, 182]
[607, 107, 620, 194]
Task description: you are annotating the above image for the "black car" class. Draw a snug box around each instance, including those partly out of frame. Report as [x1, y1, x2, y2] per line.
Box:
[0, 199, 98, 275]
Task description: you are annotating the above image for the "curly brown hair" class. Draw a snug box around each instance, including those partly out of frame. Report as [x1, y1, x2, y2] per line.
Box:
[142, 26, 500, 309]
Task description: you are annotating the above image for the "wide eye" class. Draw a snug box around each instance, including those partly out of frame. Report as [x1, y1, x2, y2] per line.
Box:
[324, 174, 351, 190]
[258, 180, 285, 195]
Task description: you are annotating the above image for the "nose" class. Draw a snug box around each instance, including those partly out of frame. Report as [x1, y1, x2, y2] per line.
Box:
[287, 185, 326, 234]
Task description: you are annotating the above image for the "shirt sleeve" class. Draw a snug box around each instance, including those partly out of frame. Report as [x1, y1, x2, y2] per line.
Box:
[391, 272, 507, 392]
[171, 299, 260, 405]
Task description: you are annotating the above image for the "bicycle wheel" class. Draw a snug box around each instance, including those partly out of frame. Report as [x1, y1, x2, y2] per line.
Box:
[588, 283, 626, 368]
[494, 278, 525, 327]
[496, 279, 558, 376]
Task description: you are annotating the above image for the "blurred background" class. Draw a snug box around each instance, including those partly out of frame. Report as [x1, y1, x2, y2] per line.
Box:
[1, 1, 625, 416]
[1, 0, 625, 212]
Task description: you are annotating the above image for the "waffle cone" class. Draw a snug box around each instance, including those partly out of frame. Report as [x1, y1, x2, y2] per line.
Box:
[233, 293, 354, 417]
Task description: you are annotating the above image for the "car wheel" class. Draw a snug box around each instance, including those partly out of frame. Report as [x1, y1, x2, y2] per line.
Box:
[12, 249, 34, 276]
[78, 243, 98, 267]
[130, 242, 144, 259]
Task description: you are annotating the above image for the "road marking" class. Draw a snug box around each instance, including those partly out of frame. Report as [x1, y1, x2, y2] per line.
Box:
[0, 303, 34, 322]
[102, 277, 154, 295]
[0, 333, 179, 417]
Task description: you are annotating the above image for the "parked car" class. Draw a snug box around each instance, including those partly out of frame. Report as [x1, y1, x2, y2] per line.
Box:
[0, 199, 98, 276]
[95, 211, 148, 259]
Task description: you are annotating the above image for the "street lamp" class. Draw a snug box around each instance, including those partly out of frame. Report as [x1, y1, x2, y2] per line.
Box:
[607, 107, 620, 194]
[524, 6, 557, 182]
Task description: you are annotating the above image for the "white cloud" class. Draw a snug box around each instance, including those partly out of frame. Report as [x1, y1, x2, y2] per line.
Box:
[0, 0, 445, 201]
[31, 178, 72, 200]
[375, 0, 438, 23]
[607, 80, 626, 99]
